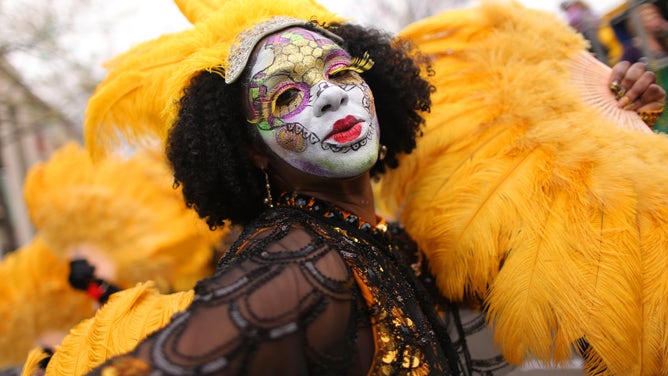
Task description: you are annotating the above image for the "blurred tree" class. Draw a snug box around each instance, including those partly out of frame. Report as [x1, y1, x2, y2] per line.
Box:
[319, 0, 470, 33]
[0, 0, 109, 124]
[0, 0, 104, 255]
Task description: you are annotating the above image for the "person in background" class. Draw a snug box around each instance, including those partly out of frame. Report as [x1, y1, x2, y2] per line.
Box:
[561, 0, 622, 64]
[633, 2, 668, 62]
[0, 143, 226, 373]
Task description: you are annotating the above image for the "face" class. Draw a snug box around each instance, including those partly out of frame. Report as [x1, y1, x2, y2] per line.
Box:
[243, 27, 380, 178]
[640, 6, 666, 33]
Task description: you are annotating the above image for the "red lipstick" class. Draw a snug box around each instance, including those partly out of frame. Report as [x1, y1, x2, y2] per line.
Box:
[327, 115, 362, 143]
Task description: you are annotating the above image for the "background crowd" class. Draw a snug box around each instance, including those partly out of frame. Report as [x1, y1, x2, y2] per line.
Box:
[561, 0, 668, 129]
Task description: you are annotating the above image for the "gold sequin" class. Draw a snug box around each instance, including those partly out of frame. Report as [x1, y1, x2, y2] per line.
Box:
[382, 350, 398, 364]
[638, 108, 664, 129]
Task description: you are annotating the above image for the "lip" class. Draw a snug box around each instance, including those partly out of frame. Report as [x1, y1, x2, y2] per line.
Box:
[325, 115, 364, 144]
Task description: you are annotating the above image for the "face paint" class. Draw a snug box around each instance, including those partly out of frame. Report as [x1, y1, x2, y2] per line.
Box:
[244, 27, 380, 178]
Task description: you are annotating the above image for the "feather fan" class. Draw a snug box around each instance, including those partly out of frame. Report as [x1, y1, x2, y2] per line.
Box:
[0, 237, 96, 368]
[23, 143, 224, 293]
[377, 1, 668, 374]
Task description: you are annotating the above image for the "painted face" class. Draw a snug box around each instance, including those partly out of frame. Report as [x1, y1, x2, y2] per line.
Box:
[244, 27, 380, 178]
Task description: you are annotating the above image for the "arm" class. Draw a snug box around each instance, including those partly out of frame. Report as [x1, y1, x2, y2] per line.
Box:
[81, 225, 358, 376]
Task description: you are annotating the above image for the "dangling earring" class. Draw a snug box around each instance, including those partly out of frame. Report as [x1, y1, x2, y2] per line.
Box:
[378, 145, 388, 161]
[263, 170, 274, 208]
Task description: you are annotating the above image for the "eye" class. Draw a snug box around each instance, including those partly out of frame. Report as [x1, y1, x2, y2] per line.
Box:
[272, 87, 304, 118]
[275, 88, 300, 108]
[328, 66, 355, 79]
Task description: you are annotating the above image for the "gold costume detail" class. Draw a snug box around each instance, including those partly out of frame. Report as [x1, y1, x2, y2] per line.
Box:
[638, 108, 664, 129]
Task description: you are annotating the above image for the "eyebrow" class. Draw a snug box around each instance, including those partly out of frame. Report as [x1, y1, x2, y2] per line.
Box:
[324, 47, 351, 63]
[249, 43, 352, 93]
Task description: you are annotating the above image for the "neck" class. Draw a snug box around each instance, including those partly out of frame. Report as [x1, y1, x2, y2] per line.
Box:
[274, 173, 378, 226]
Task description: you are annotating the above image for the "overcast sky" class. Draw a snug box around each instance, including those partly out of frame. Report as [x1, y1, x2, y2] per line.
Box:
[107, 0, 627, 53]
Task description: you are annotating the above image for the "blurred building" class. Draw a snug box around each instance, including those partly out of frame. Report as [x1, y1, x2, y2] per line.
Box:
[0, 56, 79, 256]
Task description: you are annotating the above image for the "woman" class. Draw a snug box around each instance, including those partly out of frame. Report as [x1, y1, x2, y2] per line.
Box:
[83, 19, 465, 375]
[31, 0, 666, 375]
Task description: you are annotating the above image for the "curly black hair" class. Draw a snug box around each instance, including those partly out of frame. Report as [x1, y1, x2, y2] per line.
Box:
[166, 22, 434, 229]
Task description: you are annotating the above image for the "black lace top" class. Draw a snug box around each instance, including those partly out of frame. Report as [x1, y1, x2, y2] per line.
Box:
[86, 194, 509, 375]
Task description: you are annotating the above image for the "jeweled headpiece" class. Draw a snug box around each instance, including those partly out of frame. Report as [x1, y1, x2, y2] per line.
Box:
[225, 16, 343, 84]
[84, 0, 344, 160]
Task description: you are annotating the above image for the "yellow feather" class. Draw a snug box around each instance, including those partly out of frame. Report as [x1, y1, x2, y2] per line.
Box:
[378, 0, 668, 373]
[23, 142, 224, 292]
[44, 282, 194, 375]
[0, 237, 96, 368]
[22, 348, 51, 376]
[84, 0, 344, 160]
[173, 0, 218, 23]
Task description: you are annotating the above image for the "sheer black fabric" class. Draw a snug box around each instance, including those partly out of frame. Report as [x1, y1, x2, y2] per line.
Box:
[86, 194, 498, 375]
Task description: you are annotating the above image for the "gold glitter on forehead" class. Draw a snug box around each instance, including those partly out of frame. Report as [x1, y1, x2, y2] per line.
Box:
[255, 28, 352, 88]
[270, 34, 329, 84]
[225, 16, 343, 84]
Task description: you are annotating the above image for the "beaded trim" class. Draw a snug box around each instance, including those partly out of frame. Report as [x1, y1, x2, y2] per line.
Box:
[225, 16, 343, 84]
[638, 108, 664, 130]
[276, 192, 388, 241]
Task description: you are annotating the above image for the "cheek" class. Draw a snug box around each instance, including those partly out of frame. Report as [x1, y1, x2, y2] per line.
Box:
[275, 127, 308, 152]
[362, 83, 376, 116]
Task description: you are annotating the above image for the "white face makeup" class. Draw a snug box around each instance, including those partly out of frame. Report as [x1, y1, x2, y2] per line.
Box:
[244, 27, 380, 178]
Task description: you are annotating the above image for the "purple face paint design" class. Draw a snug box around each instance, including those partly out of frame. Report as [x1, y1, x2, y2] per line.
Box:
[244, 27, 380, 178]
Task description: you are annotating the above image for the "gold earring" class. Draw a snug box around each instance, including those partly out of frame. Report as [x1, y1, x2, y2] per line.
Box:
[378, 145, 388, 161]
[263, 170, 274, 208]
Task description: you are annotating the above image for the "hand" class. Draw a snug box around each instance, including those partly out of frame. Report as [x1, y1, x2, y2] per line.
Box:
[609, 61, 666, 111]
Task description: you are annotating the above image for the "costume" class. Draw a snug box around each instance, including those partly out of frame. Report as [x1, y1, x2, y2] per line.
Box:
[30, 193, 516, 375]
[2, 142, 225, 371]
[0, 237, 96, 370]
[23, 143, 225, 293]
[27, 0, 668, 375]
[50, 195, 454, 374]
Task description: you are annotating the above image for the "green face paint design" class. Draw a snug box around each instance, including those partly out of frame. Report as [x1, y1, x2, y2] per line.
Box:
[246, 28, 365, 133]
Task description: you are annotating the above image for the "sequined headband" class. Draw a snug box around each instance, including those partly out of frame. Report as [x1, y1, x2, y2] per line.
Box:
[225, 16, 344, 84]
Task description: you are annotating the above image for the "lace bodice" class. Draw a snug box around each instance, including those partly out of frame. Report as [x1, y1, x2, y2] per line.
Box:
[84, 194, 509, 375]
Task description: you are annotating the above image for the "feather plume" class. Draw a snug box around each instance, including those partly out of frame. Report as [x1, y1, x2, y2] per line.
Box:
[22, 348, 51, 376]
[23, 142, 225, 292]
[0, 237, 96, 368]
[84, 0, 344, 160]
[378, 1, 668, 373]
[174, 0, 218, 23]
[45, 282, 194, 375]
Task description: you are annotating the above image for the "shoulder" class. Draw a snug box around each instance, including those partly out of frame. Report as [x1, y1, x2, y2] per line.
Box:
[198, 206, 354, 306]
[224, 206, 346, 263]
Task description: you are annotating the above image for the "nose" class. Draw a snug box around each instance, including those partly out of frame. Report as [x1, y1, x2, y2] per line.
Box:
[313, 83, 348, 117]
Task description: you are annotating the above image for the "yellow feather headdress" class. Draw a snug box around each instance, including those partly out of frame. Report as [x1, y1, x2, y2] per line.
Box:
[84, 0, 343, 160]
[23, 142, 225, 292]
